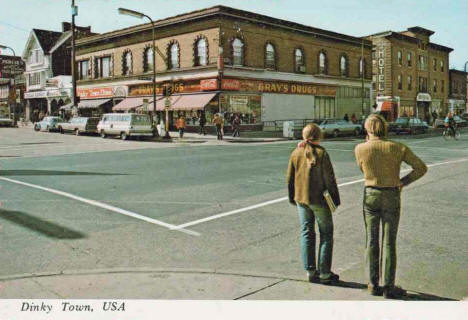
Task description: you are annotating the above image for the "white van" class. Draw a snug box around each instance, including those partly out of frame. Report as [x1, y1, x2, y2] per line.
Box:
[97, 113, 154, 140]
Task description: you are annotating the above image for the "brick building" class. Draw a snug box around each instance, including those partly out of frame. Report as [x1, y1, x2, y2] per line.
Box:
[367, 27, 453, 122]
[75, 5, 372, 128]
[448, 69, 467, 115]
[0, 55, 25, 120]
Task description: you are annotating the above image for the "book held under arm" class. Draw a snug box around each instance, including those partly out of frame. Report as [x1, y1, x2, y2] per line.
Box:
[323, 189, 337, 213]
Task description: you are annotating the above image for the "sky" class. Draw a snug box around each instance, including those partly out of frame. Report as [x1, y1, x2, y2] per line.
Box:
[0, 0, 467, 70]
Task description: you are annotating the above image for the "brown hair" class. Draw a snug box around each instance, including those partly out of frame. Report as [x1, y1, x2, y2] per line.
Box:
[364, 114, 388, 137]
[302, 123, 323, 166]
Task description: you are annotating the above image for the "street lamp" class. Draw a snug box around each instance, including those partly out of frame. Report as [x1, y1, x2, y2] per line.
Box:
[0, 45, 17, 126]
[118, 7, 159, 136]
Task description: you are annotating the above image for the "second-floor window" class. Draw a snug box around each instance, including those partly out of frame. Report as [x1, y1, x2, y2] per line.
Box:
[407, 52, 412, 67]
[168, 43, 180, 69]
[144, 47, 154, 72]
[232, 38, 244, 66]
[195, 38, 207, 66]
[418, 77, 427, 92]
[318, 51, 327, 74]
[339, 54, 348, 76]
[433, 79, 437, 92]
[397, 51, 402, 65]
[265, 43, 275, 69]
[295, 48, 305, 72]
[122, 51, 132, 75]
[95, 56, 111, 78]
[418, 55, 427, 71]
[407, 75, 412, 90]
[440, 60, 444, 72]
[398, 74, 402, 90]
[28, 49, 43, 64]
[433, 58, 437, 71]
[78, 60, 90, 80]
[28, 72, 41, 86]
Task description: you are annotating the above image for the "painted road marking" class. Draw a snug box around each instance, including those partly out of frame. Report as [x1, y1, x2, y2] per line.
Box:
[0, 176, 200, 236]
[172, 157, 468, 230]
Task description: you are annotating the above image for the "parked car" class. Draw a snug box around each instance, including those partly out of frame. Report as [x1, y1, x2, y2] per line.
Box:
[0, 116, 13, 127]
[433, 115, 468, 128]
[318, 119, 362, 138]
[97, 113, 154, 140]
[34, 116, 64, 132]
[57, 117, 100, 135]
[390, 117, 428, 135]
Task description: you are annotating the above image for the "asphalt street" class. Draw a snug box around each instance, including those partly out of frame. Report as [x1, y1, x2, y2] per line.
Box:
[0, 127, 467, 300]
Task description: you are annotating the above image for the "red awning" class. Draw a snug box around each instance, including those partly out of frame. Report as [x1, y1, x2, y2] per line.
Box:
[155, 93, 217, 111]
[381, 101, 393, 112]
[113, 97, 158, 111]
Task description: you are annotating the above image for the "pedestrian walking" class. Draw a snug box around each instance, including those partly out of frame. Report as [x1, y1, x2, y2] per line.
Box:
[176, 115, 187, 138]
[354, 114, 427, 298]
[199, 113, 207, 135]
[286, 123, 341, 284]
[351, 113, 357, 124]
[212, 113, 224, 140]
[343, 113, 349, 122]
[232, 114, 241, 137]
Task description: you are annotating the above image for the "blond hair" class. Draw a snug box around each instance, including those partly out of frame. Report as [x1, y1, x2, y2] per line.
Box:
[301, 123, 323, 166]
[364, 114, 388, 137]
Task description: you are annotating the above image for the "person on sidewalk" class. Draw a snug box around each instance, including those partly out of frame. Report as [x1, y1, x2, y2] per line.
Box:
[212, 113, 224, 140]
[354, 114, 427, 299]
[199, 113, 207, 135]
[232, 114, 241, 137]
[176, 115, 187, 138]
[286, 123, 341, 285]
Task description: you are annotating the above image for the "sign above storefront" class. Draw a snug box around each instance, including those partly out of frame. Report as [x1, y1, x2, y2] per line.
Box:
[77, 87, 113, 99]
[416, 93, 431, 102]
[200, 79, 218, 91]
[221, 79, 336, 96]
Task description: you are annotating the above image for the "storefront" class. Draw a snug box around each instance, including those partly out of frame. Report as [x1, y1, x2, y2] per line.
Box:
[77, 85, 128, 117]
[416, 93, 431, 122]
[375, 96, 399, 121]
[448, 99, 466, 115]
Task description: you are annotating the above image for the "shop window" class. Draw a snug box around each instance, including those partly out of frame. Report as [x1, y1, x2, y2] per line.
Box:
[265, 43, 276, 69]
[407, 75, 412, 90]
[232, 38, 244, 66]
[407, 52, 412, 67]
[78, 60, 90, 80]
[318, 51, 327, 74]
[397, 51, 402, 65]
[143, 47, 154, 72]
[294, 48, 305, 73]
[122, 51, 132, 76]
[95, 56, 111, 78]
[339, 54, 348, 77]
[168, 43, 179, 69]
[195, 38, 208, 66]
[398, 74, 402, 90]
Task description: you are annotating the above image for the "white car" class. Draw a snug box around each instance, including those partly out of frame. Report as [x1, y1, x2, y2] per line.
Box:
[97, 113, 154, 140]
[319, 119, 362, 138]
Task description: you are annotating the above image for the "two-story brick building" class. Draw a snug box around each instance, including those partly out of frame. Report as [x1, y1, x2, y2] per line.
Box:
[367, 27, 453, 122]
[75, 5, 372, 128]
[23, 23, 92, 121]
[448, 69, 467, 115]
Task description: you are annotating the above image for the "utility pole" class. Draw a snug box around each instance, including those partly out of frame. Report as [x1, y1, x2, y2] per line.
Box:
[361, 39, 365, 116]
[71, 0, 78, 110]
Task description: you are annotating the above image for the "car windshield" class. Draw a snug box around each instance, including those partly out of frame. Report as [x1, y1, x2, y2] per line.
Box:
[395, 118, 408, 123]
[131, 115, 151, 124]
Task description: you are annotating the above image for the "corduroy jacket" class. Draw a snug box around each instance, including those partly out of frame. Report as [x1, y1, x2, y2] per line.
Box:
[286, 143, 340, 207]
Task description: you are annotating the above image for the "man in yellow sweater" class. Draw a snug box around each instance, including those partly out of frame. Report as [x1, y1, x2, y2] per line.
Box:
[355, 114, 427, 299]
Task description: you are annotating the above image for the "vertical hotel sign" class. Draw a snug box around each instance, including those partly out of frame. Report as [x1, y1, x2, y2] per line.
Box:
[377, 45, 385, 92]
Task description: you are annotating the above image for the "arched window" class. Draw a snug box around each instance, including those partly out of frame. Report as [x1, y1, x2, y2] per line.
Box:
[359, 58, 365, 77]
[232, 38, 244, 66]
[195, 38, 208, 66]
[295, 48, 304, 72]
[143, 47, 154, 72]
[122, 51, 132, 76]
[168, 43, 179, 69]
[265, 43, 275, 69]
[340, 54, 348, 76]
[319, 51, 327, 74]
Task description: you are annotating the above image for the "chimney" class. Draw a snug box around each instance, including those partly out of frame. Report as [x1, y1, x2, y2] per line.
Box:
[62, 22, 72, 32]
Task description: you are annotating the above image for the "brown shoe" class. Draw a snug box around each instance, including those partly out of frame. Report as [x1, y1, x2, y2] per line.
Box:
[319, 272, 339, 285]
[367, 284, 383, 296]
[383, 285, 407, 299]
[307, 270, 320, 283]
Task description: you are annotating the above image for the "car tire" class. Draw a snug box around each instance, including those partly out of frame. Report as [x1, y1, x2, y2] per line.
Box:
[120, 132, 128, 140]
[75, 129, 80, 136]
[332, 130, 339, 138]
[59, 126, 64, 134]
[100, 130, 107, 138]
[34, 124, 40, 131]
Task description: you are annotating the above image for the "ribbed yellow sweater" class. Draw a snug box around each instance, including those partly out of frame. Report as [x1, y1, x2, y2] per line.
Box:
[354, 136, 428, 187]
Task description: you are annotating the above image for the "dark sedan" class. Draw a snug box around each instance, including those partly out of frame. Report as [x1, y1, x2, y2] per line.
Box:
[390, 117, 428, 135]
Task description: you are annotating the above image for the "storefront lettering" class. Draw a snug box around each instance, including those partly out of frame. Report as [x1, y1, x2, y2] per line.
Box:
[77, 87, 113, 99]
[200, 79, 218, 91]
[378, 46, 385, 91]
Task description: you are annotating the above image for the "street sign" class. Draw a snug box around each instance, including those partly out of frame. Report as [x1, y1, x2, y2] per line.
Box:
[165, 97, 170, 108]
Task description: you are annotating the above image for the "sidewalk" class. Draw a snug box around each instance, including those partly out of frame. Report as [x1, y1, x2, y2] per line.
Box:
[164, 131, 288, 144]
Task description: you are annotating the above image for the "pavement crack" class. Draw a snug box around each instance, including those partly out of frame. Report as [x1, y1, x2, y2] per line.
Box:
[29, 277, 65, 298]
[234, 279, 286, 300]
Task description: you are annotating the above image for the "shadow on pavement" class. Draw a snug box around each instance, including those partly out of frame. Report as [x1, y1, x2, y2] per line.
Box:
[0, 209, 86, 239]
[0, 170, 128, 176]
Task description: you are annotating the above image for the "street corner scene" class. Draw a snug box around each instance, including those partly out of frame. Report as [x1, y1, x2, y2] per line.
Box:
[0, 0, 468, 319]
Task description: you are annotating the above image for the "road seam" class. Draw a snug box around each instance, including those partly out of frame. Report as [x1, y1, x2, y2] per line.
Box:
[233, 279, 287, 300]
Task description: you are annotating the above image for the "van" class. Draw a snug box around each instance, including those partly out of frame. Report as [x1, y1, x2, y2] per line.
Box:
[97, 113, 154, 140]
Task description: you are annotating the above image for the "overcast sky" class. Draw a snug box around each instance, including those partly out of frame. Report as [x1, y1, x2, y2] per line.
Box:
[1, 0, 467, 70]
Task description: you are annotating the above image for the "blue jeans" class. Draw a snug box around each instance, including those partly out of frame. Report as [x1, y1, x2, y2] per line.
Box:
[297, 203, 334, 278]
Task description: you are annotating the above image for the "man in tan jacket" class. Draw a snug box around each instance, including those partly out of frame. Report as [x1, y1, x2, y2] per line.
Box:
[355, 114, 427, 298]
